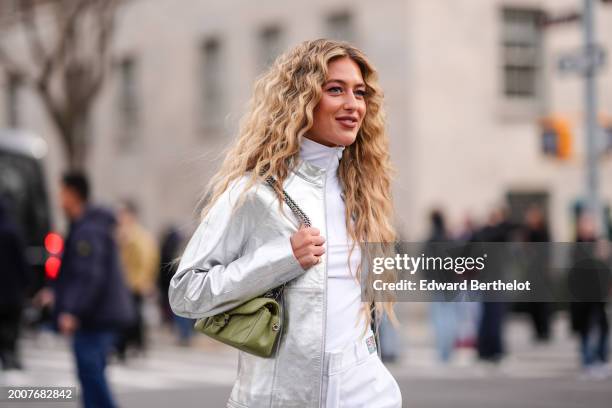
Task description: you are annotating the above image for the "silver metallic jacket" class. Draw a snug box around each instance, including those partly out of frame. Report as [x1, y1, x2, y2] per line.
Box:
[169, 158, 379, 408]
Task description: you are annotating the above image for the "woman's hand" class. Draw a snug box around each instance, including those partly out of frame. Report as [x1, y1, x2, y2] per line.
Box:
[290, 224, 326, 269]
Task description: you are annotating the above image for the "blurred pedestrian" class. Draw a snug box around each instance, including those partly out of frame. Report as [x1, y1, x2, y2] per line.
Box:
[605, 206, 612, 241]
[568, 213, 610, 378]
[455, 212, 476, 242]
[158, 226, 182, 325]
[158, 226, 194, 346]
[523, 205, 552, 342]
[116, 200, 160, 360]
[453, 212, 480, 349]
[53, 172, 134, 408]
[0, 198, 31, 370]
[425, 209, 459, 363]
[471, 207, 516, 363]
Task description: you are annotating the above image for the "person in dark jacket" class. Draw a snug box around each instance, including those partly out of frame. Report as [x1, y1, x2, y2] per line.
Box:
[53, 172, 135, 408]
[568, 213, 610, 377]
[157, 226, 195, 346]
[158, 226, 182, 325]
[471, 207, 519, 363]
[523, 205, 552, 342]
[0, 198, 31, 370]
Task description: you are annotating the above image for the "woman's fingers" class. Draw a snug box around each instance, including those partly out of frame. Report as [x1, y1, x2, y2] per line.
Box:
[310, 234, 326, 246]
[310, 244, 325, 256]
[290, 225, 326, 269]
[303, 254, 321, 268]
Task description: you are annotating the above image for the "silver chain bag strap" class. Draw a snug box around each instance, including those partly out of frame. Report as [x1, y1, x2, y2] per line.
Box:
[262, 174, 311, 299]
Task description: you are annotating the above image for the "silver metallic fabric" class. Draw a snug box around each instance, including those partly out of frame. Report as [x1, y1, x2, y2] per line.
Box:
[169, 158, 377, 408]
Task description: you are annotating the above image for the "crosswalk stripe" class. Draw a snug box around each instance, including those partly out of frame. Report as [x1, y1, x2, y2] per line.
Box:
[11, 325, 589, 390]
[13, 337, 239, 391]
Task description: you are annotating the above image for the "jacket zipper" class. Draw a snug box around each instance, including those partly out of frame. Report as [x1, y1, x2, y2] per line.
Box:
[374, 304, 382, 359]
[270, 195, 290, 407]
[270, 291, 285, 406]
[318, 157, 332, 407]
[319, 181, 328, 406]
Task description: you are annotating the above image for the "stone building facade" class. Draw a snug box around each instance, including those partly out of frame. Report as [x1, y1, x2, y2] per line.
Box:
[1, 0, 611, 240]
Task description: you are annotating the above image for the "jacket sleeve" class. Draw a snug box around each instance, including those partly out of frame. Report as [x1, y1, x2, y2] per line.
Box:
[168, 180, 305, 319]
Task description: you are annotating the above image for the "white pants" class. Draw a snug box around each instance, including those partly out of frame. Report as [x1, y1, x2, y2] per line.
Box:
[322, 331, 402, 407]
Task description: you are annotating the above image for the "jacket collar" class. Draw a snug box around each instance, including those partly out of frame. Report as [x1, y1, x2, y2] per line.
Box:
[291, 139, 346, 186]
[298, 137, 345, 173]
[290, 158, 348, 201]
[291, 157, 327, 186]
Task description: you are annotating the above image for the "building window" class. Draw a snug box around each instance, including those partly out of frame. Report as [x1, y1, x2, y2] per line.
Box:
[117, 57, 139, 149]
[258, 25, 283, 72]
[326, 11, 354, 43]
[501, 7, 544, 99]
[5, 74, 21, 128]
[200, 37, 223, 131]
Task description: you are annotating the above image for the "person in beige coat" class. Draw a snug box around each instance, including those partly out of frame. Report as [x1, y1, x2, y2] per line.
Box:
[116, 200, 160, 359]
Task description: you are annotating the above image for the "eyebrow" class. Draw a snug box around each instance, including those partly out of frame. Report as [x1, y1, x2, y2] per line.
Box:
[325, 78, 366, 88]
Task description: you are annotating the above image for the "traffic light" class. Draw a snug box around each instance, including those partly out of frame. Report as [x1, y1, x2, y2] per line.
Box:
[44, 232, 63, 279]
[604, 123, 612, 154]
[598, 115, 612, 156]
[540, 117, 573, 159]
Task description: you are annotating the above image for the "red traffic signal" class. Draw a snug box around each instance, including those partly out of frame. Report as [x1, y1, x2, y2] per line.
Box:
[44, 232, 63, 280]
[44, 232, 64, 255]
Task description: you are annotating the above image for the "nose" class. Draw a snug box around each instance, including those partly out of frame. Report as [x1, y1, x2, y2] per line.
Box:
[342, 90, 359, 111]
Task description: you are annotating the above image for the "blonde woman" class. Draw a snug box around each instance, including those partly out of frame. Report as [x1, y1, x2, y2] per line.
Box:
[169, 39, 402, 408]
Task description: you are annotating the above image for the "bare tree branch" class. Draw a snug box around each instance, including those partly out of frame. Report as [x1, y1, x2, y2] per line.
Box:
[0, 44, 28, 80]
[0, 0, 123, 170]
[38, 0, 90, 90]
[78, 0, 118, 107]
[19, 0, 49, 66]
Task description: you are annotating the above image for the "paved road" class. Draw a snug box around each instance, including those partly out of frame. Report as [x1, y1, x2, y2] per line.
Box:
[1, 313, 610, 407]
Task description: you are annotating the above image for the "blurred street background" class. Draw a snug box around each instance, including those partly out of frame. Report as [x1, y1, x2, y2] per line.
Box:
[1, 307, 611, 408]
[1, 0, 612, 407]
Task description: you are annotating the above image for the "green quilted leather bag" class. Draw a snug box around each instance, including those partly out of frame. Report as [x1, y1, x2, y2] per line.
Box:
[194, 175, 312, 358]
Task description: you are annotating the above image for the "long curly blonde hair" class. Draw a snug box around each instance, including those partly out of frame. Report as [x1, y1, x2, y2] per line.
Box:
[200, 38, 399, 337]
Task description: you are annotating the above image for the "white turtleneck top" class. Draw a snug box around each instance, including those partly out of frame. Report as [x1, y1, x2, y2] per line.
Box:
[299, 137, 366, 353]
